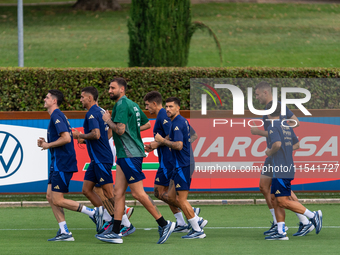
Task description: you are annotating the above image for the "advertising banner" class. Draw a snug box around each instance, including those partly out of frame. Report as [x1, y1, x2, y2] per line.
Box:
[0, 124, 48, 191]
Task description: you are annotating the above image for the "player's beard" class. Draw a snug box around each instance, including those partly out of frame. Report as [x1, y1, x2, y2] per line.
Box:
[167, 111, 176, 119]
[110, 92, 120, 101]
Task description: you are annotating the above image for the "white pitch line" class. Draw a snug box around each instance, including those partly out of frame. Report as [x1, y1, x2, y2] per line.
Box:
[0, 226, 339, 231]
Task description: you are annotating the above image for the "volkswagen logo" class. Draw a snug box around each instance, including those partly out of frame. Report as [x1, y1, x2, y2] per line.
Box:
[0, 131, 24, 178]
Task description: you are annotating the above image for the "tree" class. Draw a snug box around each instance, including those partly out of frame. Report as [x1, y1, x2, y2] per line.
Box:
[127, 0, 222, 67]
[73, 0, 122, 11]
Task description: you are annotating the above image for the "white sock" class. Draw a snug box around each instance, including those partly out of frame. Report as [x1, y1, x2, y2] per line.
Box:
[270, 208, 277, 224]
[188, 215, 201, 232]
[277, 222, 285, 234]
[81, 206, 95, 217]
[58, 221, 69, 234]
[303, 209, 315, 219]
[121, 214, 131, 227]
[174, 212, 186, 226]
[103, 209, 112, 222]
[296, 213, 309, 225]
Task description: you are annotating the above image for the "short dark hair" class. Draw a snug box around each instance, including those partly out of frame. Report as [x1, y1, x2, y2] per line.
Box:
[48, 89, 64, 106]
[82, 86, 98, 101]
[266, 101, 281, 117]
[165, 97, 180, 106]
[255, 81, 271, 92]
[110, 77, 127, 92]
[143, 91, 162, 105]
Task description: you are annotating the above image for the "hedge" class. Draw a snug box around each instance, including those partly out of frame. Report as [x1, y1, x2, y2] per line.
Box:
[0, 67, 340, 111]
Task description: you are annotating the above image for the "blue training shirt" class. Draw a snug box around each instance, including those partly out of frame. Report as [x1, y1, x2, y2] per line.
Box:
[263, 101, 294, 148]
[47, 109, 78, 173]
[154, 108, 174, 171]
[267, 120, 298, 179]
[169, 114, 195, 168]
[83, 105, 113, 164]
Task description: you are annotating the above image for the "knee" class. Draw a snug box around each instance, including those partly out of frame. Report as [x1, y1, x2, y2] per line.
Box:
[46, 193, 52, 203]
[277, 199, 288, 208]
[176, 196, 185, 205]
[154, 187, 165, 200]
[154, 190, 160, 199]
[259, 183, 269, 194]
[168, 195, 177, 205]
[82, 187, 91, 198]
[52, 198, 62, 207]
[131, 190, 142, 201]
[113, 189, 124, 200]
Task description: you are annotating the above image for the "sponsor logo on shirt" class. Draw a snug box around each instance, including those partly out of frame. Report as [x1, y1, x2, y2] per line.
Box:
[89, 115, 94, 119]
[163, 119, 168, 125]
[55, 119, 60, 124]
[269, 130, 274, 134]
[174, 126, 179, 131]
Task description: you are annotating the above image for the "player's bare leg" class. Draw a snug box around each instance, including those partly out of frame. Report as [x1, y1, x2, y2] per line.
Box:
[82, 180, 102, 207]
[154, 185, 181, 214]
[130, 181, 162, 219]
[259, 175, 273, 209]
[176, 190, 194, 219]
[276, 196, 307, 214]
[113, 164, 128, 222]
[46, 184, 65, 223]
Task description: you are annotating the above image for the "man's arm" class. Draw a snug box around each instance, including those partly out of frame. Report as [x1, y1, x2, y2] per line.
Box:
[250, 120, 268, 137]
[251, 127, 269, 137]
[293, 141, 300, 151]
[145, 135, 170, 152]
[191, 132, 198, 143]
[107, 128, 113, 140]
[265, 141, 281, 157]
[102, 110, 126, 136]
[37, 132, 71, 150]
[155, 133, 183, 150]
[73, 128, 100, 141]
[79, 129, 100, 140]
[140, 121, 151, 131]
[287, 115, 300, 128]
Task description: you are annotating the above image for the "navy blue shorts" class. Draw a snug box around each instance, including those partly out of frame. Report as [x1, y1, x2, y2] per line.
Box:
[271, 178, 292, 197]
[116, 157, 145, 184]
[261, 156, 273, 177]
[154, 166, 173, 187]
[84, 162, 113, 186]
[48, 169, 73, 193]
[171, 164, 194, 191]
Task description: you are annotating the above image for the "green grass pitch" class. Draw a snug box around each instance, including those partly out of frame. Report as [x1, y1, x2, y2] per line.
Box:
[1, 204, 339, 255]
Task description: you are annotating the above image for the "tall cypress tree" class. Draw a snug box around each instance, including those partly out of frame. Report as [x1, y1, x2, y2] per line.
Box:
[128, 0, 222, 67]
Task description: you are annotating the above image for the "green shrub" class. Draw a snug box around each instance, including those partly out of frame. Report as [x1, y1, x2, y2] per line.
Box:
[0, 67, 339, 111]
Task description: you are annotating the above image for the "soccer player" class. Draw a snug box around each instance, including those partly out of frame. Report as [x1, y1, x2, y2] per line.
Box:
[143, 91, 190, 232]
[96, 98, 135, 225]
[250, 81, 313, 236]
[155, 97, 208, 239]
[95, 78, 175, 244]
[72, 86, 134, 236]
[264, 102, 322, 240]
[37, 89, 102, 241]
